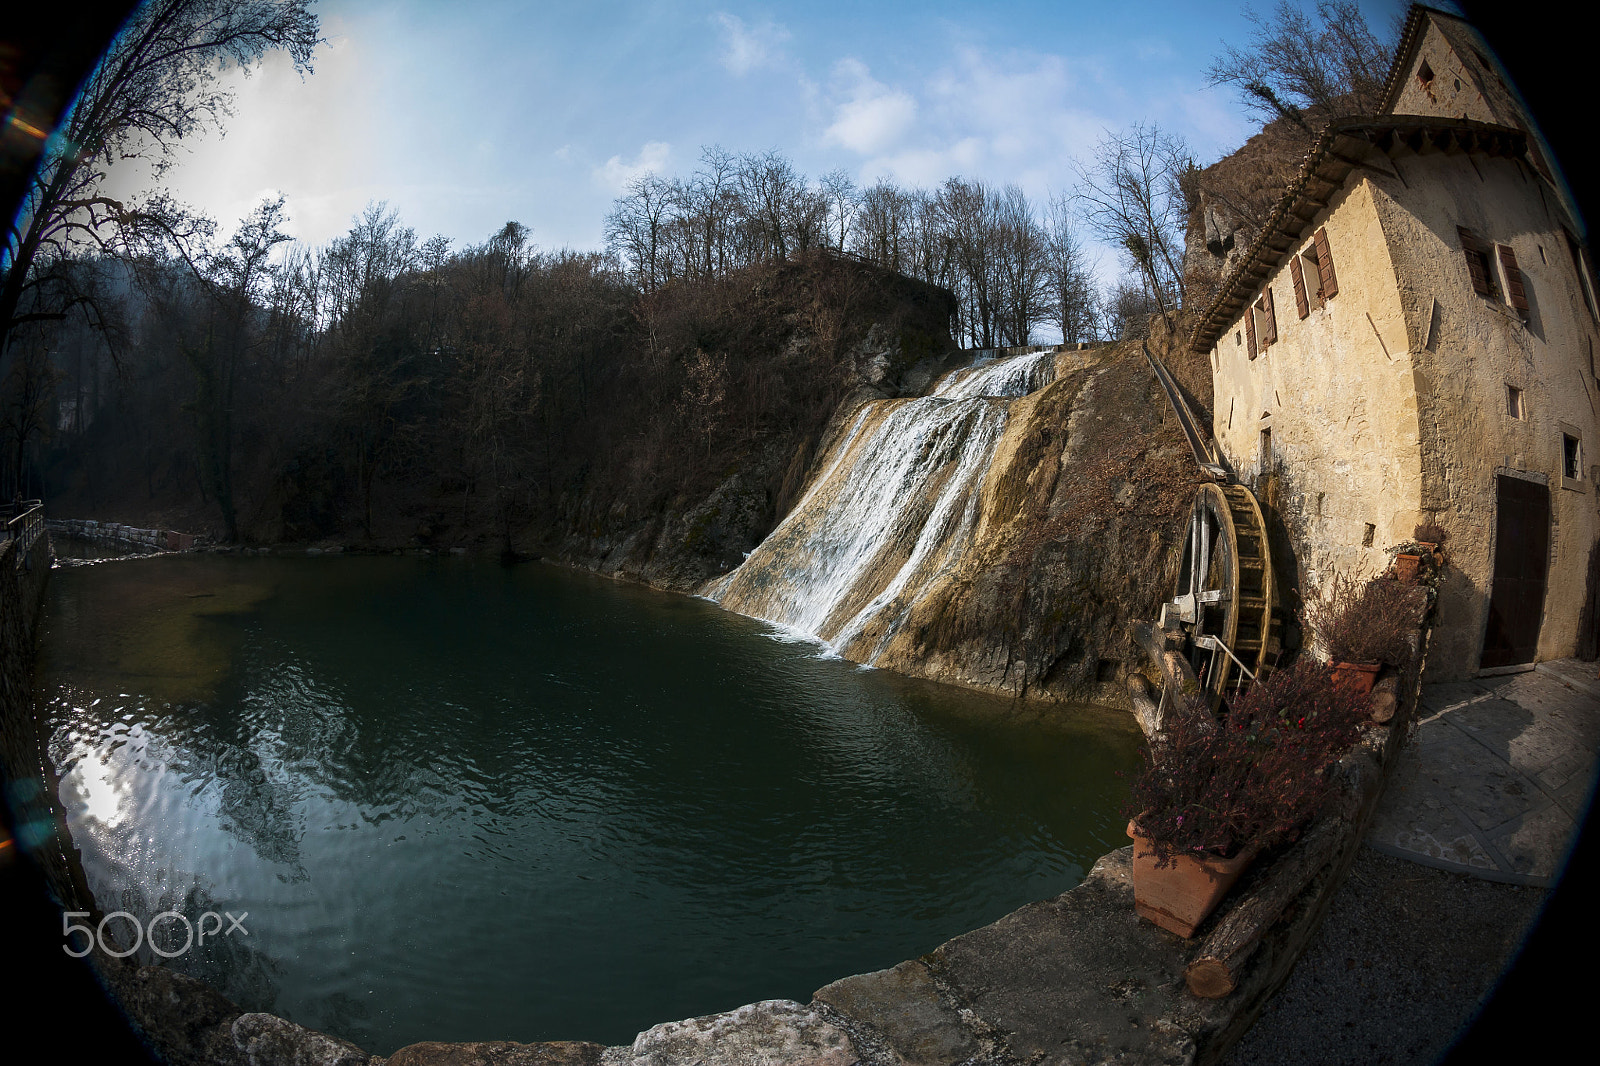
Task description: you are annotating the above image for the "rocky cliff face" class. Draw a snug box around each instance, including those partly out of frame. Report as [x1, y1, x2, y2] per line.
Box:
[694, 313, 1203, 708]
[543, 254, 966, 591]
[868, 325, 1200, 705]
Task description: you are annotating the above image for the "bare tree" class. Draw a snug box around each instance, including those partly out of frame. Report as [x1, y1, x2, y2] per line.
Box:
[736, 150, 806, 262]
[0, 0, 320, 364]
[1075, 124, 1193, 316]
[1207, 1, 1395, 133]
[819, 169, 861, 251]
[678, 348, 727, 457]
[851, 179, 914, 273]
[991, 185, 1049, 346]
[604, 174, 674, 291]
[1043, 194, 1101, 344]
[1103, 277, 1164, 341]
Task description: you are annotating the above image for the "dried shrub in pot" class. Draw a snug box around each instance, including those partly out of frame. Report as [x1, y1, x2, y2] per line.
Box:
[1124, 660, 1369, 867]
[1412, 519, 1447, 544]
[1304, 570, 1427, 667]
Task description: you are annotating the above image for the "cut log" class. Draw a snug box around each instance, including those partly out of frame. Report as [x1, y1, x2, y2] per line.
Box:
[1369, 675, 1400, 724]
[1129, 619, 1173, 672]
[1128, 672, 1162, 739]
[1183, 815, 1344, 998]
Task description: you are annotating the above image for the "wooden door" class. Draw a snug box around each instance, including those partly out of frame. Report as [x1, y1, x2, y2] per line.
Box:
[1481, 475, 1550, 669]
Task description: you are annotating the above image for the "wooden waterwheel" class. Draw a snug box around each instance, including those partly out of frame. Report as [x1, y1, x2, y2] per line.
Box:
[1166, 482, 1281, 711]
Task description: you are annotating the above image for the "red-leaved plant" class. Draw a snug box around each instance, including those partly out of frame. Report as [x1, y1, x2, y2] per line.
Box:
[1125, 659, 1369, 867]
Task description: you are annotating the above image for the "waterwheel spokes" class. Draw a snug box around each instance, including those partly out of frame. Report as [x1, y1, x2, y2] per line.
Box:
[1166, 482, 1281, 713]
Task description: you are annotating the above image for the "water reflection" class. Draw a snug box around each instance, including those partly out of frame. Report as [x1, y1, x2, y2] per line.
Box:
[35, 555, 1139, 1053]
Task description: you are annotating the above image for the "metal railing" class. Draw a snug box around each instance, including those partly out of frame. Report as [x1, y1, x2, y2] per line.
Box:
[5, 500, 45, 558]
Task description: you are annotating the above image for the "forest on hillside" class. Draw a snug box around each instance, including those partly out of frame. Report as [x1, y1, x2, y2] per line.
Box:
[0, 0, 1395, 548]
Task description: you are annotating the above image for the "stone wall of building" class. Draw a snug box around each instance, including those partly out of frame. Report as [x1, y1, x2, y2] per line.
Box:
[1372, 149, 1600, 677]
[1207, 176, 1422, 609]
[1207, 132, 1599, 681]
[1388, 12, 1582, 236]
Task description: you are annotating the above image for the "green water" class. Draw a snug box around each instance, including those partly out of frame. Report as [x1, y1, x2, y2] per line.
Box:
[35, 554, 1139, 1053]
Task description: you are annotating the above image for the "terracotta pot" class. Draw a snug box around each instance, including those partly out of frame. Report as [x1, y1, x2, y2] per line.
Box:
[1393, 553, 1421, 584]
[1126, 820, 1257, 938]
[1331, 661, 1381, 696]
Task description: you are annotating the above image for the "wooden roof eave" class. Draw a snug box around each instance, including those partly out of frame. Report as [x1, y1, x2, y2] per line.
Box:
[1187, 115, 1527, 354]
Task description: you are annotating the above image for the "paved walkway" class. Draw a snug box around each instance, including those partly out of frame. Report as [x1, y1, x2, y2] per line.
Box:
[1366, 658, 1600, 886]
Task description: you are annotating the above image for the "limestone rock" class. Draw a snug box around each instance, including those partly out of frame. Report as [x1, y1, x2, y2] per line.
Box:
[608, 999, 860, 1066]
[231, 1012, 371, 1066]
[385, 1039, 605, 1066]
[96, 960, 245, 1066]
[814, 960, 979, 1065]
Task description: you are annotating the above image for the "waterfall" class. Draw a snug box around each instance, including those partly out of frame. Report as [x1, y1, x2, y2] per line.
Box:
[706, 350, 1056, 663]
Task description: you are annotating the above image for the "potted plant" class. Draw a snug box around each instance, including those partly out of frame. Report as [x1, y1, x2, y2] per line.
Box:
[1303, 570, 1427, 695]
[1393, 521, 1448, 584]
[1124, 661, 1368, 937]
[1412, 519, 1447, 555]
[1391, 551, 1422, 585]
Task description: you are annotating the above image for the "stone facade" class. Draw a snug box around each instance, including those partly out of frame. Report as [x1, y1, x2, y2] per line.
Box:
[1192, 7, 1599, 682]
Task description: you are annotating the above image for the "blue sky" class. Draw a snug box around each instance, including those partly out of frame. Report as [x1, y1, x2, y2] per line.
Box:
[102, 0, 1409, 257]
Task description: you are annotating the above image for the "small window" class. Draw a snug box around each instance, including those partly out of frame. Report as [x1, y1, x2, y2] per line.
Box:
[1260, 427, 1272, 469]
[1506, 385, 1524, 420]
[1564, 434, 1582, 481]
[1235, 330, 1242, 346]
[1251, 288, 1277, 354]
[1362, 523, 1376, 547]
[1310, 227, 1339, 301]
[1458, 226, 1498, 299]
[1496, 244, 1529, 317]
[1417, 59, 1434, 90]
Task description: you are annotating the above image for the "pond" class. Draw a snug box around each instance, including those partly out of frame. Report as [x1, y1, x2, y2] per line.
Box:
[35, 553, 1139, 1054]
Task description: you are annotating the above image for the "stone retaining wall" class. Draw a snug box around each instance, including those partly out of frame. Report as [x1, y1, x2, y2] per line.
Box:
[47, 518, 201, 552]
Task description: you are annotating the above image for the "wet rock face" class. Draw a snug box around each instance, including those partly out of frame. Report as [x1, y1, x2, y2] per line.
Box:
[867, 339, 1199, 706]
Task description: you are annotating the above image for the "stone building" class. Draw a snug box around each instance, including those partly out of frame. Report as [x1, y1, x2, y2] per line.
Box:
[1189, 5, 1599, 681]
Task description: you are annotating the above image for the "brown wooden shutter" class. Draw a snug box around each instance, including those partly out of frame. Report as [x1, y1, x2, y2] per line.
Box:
[1459, 226, 1491, 295]
[1246, 302, 1258, 360]
[1498, 244, 1529, 313]
[1314, 226, 1338, 298]
[1262, 287, 1277, 345]
[1290, 254, 1309, 318]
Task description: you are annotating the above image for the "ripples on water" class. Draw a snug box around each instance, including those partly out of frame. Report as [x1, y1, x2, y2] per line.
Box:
[35, 555, 1138, 1053]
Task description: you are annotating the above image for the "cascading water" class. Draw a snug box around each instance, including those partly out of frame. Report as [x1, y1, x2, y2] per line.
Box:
[707, 350, 1057, 663]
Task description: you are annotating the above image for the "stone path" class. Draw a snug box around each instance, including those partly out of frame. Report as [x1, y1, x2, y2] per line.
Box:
[1365, 658, 1600, 887]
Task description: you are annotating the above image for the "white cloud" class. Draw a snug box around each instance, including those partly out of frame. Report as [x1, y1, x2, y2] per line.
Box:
[822, 59, 917, 155]
[714, 12, 790, 76]
[594, 141, 671, 191]
[97, 22, 386, 247]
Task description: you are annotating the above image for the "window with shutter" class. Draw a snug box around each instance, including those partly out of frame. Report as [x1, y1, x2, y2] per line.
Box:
[1458, 226, 1496, 298]
[1261, 286, 1277, 346]
[1497, 244, 1528, 316]
[1246, 302, 1258, 360]
[1313, 226, 1338, 298]
[1290, 255, 1309, 319]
